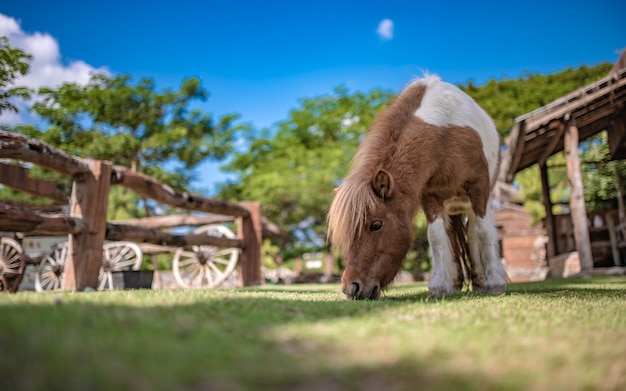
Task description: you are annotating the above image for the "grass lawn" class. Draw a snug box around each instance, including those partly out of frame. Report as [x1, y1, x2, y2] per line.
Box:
[1, 276, 625, 391]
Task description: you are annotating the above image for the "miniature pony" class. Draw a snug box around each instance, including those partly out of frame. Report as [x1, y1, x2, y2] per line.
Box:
[327, 75, 507, 300]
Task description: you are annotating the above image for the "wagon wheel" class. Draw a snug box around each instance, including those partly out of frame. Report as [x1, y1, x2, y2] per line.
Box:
[98, 242, 143, 291]
[35, 241, 68, 292]
[36, 241, 143, 291]
[172, 224, 239, 289]
[0, 237, 26, 293]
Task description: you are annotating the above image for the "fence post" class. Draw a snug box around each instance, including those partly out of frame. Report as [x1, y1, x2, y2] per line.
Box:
[63, 159, 111, 291]
[237, 201, 262, 286]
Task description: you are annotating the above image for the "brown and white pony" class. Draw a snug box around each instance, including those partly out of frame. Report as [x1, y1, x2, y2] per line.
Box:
[327, 75, 508, 300]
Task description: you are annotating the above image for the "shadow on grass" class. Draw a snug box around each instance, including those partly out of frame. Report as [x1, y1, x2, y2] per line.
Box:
[506, 275, 626, 296]
[1, 275, 624, 391]
[385, 275, 626, 302]
[0, 295, 500, 391]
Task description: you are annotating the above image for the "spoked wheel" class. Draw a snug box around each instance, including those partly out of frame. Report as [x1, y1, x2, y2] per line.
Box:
[35, 242, 68, 292]
[0, 237, 26, 293]
[36, 241, 143, 291]
[172, 224, 239, 289]
[98, 242, 143, 290]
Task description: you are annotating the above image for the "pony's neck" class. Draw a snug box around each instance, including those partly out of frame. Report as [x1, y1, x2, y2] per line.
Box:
[383, 127, 437, 212]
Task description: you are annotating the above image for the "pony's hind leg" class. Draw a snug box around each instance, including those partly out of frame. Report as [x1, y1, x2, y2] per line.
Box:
[467, 203, 507, 294]
[427, 215, 460, 298]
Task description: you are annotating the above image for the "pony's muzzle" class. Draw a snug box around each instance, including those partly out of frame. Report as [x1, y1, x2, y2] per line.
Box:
[345, 281, 381, 300]
[349, 282, 361, 298]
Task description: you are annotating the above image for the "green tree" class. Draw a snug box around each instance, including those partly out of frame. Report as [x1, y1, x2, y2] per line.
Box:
[461, 63, 614, 225]
[513, 153, 570, 224]
[0, 38, 44, 207]
[219, 63, 616, 269]
[0, 36, 32, 116]
[16, 73, 244, 218]
[218, 86, 393, 254]
[460, 63, 613, 138]
[580, 132, 626, 212]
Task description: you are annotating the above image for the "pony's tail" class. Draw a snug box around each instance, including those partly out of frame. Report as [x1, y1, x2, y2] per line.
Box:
[448, 215, 471, 290]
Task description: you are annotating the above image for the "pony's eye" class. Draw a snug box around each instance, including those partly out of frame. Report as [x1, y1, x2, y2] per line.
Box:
[369, 220, 383, 232]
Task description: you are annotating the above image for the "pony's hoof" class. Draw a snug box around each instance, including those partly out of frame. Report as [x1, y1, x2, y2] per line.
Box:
[472, 286, 488, 294]
[428, 286, 452, 298]
[488, 285, 506, 295]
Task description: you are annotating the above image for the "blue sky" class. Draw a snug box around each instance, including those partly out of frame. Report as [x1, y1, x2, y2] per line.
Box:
[1, 0, 624, 195]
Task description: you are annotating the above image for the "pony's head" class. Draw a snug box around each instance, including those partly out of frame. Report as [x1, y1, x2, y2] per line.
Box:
[328, 169, 414, 300]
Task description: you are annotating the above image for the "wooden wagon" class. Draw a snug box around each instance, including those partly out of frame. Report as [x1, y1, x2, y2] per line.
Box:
[0, 223, 240, 292]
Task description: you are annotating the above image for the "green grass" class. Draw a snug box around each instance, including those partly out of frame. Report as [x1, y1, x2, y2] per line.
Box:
[1, 277, 625, 391]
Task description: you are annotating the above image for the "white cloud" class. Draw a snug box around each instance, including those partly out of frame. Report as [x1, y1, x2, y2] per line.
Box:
[376, 18, 394, 41]
[0, 13, 109, 124]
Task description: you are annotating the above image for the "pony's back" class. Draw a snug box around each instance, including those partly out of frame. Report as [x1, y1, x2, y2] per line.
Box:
[409, 76, 500, 185]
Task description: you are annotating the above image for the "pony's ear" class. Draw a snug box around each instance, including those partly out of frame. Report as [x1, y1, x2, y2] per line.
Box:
[372, 170, 394, 199]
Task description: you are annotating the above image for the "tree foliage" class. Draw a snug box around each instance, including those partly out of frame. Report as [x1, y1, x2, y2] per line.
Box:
[460, 63, 615, 225]
[580, 132, 626, 211]
[460, 63, 613, 138]
[24, 73, 241, 187]
[2, 35, 618, 270]
[0, 36, 32, 115]
[218, 62, 616, 265]
[218, 86, 393, 252]
[13, 73, 244, 218]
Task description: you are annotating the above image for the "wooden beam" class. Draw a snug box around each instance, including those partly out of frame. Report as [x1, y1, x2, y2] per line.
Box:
[237, 201, 262, 286]
[537, 120, 566, 167]
[0, 162, 69, 204]
[0, 203, 85, 235]
[112, 213, 291, 242]
[63, 159, 111, 291]
[0, 131, 90, 176]
[524, 75, 626, 133]
[0, 131, 251, 218]
[607, 114, 626, 159]
[111, 214, 234, 229]
[539, 163, 557, 258]
[105, 223, 243, 249]
[0, 203, 244, 247]
[615, 165, 626, 235]
[605, 213, 621, 267]
[564, 117, 593, 272]
[110, 165, 250, 218]
[503, 120, 526, 183]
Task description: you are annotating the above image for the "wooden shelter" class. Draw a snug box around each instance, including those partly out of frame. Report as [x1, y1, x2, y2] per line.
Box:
[499, 49, 626, 272]
[495, 203, 548, 281]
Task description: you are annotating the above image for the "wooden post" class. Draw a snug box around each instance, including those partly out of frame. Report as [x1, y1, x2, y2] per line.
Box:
[564, 116, 593, 272]
[150, 254, 161, 289]
[606, 213, 621, 267]
[63, 159, 111, 291]
[614, 166, 626, 239]
[237, 202, 262, 286]
[540, 163, 557, 258]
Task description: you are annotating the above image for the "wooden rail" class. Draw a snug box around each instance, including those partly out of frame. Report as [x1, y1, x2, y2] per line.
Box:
[0, 131, 262, 290]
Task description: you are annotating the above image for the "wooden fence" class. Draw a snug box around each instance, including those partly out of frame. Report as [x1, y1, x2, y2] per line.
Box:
[0, 131, 262, 291]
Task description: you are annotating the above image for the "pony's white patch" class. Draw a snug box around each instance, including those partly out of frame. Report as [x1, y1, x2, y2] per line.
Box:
[409, 75, 500, 184]
[427, 217, 457, 295]
[467, 201, 508, 290]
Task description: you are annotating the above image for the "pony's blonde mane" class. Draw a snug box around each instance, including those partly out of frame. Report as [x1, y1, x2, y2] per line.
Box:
[327, 172, 378, 256]
[326, 78, 430, 256]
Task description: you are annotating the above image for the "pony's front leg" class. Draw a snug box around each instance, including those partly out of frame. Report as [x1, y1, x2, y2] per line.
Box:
[467, 203, 507, 294]
[427, 216, 460, 298]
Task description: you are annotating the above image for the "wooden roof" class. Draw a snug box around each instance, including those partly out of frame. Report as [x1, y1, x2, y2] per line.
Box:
[500, 50, 626, 183]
